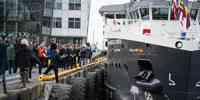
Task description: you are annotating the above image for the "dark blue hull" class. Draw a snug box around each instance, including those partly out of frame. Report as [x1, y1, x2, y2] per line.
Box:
[106, 39, 200, 100]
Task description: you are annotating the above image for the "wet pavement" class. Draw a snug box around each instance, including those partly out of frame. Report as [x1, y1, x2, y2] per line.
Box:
[0, 70, 40, 93]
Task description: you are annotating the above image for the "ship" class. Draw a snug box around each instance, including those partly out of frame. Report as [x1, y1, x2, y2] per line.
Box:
[99, 0, 200, 100]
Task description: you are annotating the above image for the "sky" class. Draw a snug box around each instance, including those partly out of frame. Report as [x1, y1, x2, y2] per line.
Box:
[88, 0, 130, 49]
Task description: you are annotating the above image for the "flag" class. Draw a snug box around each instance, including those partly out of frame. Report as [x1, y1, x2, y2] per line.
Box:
[178, 0, 191, 39]
[143, 28, 151, 36]
[172, 0, 179, 20]
[178, 0, 190, 29]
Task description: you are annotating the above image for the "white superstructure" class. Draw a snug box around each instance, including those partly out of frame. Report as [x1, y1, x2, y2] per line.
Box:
[100, 0, 200, 51]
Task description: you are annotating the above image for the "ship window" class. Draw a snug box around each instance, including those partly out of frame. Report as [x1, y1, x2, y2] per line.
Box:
[130, 12, 135, 19]
[190, 9, 198, 20]
[134, 10, 140, 19]
[152, 8, 168, 20]
[140, 8, 149, 20]
[198, 14, 200, 25]
[116, 14, 126, 19]
[129, 12, 133, 19]
[105, 14, 114, 19]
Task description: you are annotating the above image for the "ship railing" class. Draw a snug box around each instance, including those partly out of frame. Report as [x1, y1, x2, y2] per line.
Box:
[104, 19, 200, 37]
[105, 19, 139, 26]
[104, 19, 134, 34]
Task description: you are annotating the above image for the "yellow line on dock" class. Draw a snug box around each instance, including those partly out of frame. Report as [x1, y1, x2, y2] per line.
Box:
[38, 57, 106, 81]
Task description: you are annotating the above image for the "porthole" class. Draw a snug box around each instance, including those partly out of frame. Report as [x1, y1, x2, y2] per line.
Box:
[175, 41, 183, 48]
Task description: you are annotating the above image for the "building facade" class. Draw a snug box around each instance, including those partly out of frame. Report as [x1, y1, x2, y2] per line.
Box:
[42, 0, 91, 44]
[0, 0, 91, 45]
[0, 0, 44, 34]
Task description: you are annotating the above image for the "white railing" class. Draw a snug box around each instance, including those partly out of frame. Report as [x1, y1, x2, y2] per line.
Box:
[104, 19, 141, 35]
[104, 19, 200, 40]
[103, 19, 200, 51]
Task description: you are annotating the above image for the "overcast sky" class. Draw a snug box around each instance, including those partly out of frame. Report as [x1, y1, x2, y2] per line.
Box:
[88, 0, 130, 49]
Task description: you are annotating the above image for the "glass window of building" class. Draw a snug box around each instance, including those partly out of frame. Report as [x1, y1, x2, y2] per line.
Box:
[116, 14, 126, 19]
[53, 18, 62, 28]
[46, 1, 54, 9]
[6, 21, 16, 32]
[0, 1, 4, 18]
[55, 0, 62, 9]
[152, 8, 168, 20]
[30, 2, 43, 21]
[6, 0, 18, 19]
[55, 2, 62, 9]
[43, 16, 51, 27]
[68, 18, 81, 29]
[0, 23, 3, 32]
[69, 0, 81, 10]
[140, 8, 149, 20]
[190, 9, 198, 20]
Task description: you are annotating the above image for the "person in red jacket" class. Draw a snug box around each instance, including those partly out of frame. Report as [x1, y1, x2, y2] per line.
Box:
[38, 45, 47, 68]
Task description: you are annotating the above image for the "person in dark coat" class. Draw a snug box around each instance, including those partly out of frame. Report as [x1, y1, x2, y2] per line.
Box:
[0, 38, 8, 75]
[75, 45, 81, 64]
[64, 45, 73, 69]
[85, 43, 92, 64]
[29, 43, 42, 77]
[33, 44, 42, 74]
[80, 46, 87, 66]
[73, 45, 81, 66]
[6, 40, 16, 74]
[59, 46, 66, 69]
[0, 37, 8, 93]
[71, 47, 76, 68]
[16, 38, 32, 87]
[43, 43, 60, 83]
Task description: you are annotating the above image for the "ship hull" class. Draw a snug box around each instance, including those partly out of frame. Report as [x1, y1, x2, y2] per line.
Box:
[106, 39, 200, 100]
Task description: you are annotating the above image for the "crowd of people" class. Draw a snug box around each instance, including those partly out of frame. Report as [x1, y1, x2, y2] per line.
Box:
[0, 33, 93, 89]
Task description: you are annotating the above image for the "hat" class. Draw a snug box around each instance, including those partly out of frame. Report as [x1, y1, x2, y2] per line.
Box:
[50, 43, 57, 50]
[21, 38, 29, 46]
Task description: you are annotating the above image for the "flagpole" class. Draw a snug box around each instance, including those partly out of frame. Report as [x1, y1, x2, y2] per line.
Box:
[168, 0, 172, 20]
